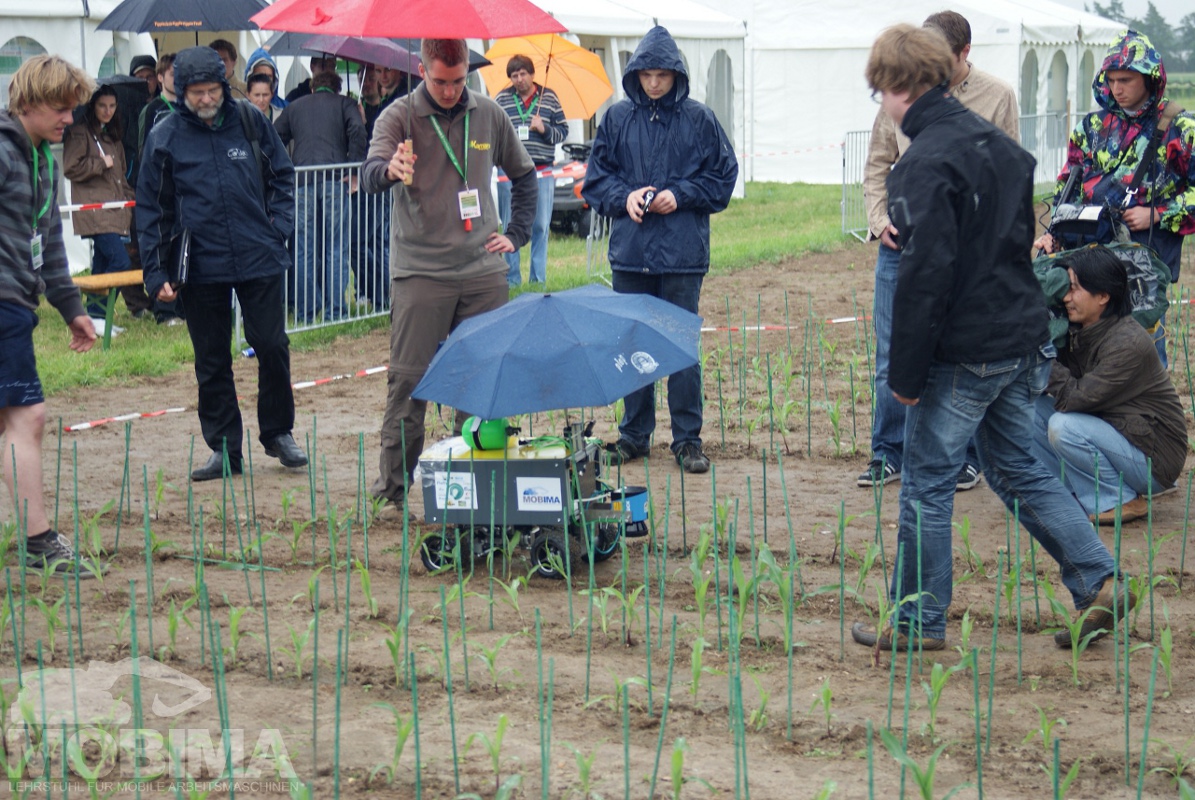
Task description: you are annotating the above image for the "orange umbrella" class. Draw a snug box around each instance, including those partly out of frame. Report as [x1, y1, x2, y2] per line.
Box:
[480, 34, 613, 120]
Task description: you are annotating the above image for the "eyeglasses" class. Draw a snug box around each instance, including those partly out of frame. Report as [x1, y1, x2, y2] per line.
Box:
[186, 86, 223, 101]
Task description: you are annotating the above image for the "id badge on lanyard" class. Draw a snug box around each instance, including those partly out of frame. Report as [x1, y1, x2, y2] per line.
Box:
[30, 142, 52, 270]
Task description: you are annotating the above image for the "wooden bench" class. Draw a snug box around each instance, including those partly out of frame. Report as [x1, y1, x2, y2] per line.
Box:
[72, 269, 144, 350]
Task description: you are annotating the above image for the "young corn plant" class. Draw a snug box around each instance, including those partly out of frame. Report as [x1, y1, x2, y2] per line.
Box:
[688, 528, 716, 639]
[494, 574, 529, 626]
[29, 595, 65, 658]
[563, 742, 602, 799]
[602, 583, 645, 647]
[747, 673, 771, 732]
[222, 604, 256, 667]
[1045, 584, 1105, 686]
[952, 516, 986, 579]
[668, 738, 712, 799]
[465, 713, 511, 795]
[810, 679, 834, 736]
[1150, 736, 1195, 788]
[921, 662, 964, 739]
[368, 701, 415, 786]
[579, 588, 614, 640]
[354, 559, 380, 619]
[1022, 704, 1067, 755]
[473, 633, 519, 691]
[277, 618, 315, 679]
[879, 729, 970, 800]
[159, 597, 196, 661]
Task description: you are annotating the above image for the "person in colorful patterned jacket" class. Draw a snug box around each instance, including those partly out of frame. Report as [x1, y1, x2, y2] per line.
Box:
[1034, 30, 1194, 363]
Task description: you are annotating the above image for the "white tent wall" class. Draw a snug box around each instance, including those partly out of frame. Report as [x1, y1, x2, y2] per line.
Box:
[530, 0, 747, 196]
[693, 0, 1122, 184]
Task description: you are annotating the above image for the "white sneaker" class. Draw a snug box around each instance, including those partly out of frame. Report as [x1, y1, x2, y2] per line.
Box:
[90, 317, 106, 336]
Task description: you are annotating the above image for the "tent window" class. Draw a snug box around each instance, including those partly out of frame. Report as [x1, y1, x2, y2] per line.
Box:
[0, 37, 48, 107]
[1047, 50, 1068, 115]
[99, 46, 118, 80]
[1020, 50, 1038, 116]
[706, 50, 734, 148]
[1077, 51, 1095, 113]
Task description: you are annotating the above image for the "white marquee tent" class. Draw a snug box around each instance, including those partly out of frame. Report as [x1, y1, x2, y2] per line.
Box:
[529, 0, 747, 195]
[693, 0, 1125, 183]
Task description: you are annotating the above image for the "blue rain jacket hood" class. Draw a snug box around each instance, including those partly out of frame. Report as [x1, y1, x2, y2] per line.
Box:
[245, 47, 288, 110]
[173, 46, 228, 97]
[621, 25, 689, 107]
[581, 25, 737, 274]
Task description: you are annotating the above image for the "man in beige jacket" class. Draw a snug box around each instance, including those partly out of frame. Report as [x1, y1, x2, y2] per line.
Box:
[858, 9, 1020, 493]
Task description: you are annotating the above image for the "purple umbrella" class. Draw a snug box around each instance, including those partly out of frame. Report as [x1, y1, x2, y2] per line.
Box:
[300, 35, 421, 72]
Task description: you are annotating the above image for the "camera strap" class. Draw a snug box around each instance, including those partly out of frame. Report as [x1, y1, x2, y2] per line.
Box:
[1123, 101, 1184, 209]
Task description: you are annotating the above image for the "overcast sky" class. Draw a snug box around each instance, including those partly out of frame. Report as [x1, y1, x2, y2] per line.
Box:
[1051, 0, 1190, 27]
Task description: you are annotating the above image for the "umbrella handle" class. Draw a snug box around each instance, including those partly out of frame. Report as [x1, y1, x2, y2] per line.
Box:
[402, 138, 414, 186]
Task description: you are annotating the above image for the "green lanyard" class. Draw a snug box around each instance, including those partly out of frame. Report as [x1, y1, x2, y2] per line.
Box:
[162, 97, 176, 112]
[315, 87, 334, 94]
[515, 92, 539, 123]
[429, 111, 470, 187]
[30, 141, 53, 233]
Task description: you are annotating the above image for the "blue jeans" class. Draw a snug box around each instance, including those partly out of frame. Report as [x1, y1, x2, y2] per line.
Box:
[870, 242, 979, 471]
[498, 170, 553, 286]
[892, 351, 1115, 638]
[611, 270, 704, 453]
[85, 233, 132, 318]
[295, 177, 351, 322]
[1031, 395, 1166, 515]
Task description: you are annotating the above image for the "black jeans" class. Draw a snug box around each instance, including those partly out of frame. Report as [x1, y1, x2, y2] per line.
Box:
[184, 274, 294, 460]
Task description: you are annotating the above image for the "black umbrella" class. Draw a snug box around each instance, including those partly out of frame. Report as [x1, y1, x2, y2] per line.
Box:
[97, 0, 268, 33]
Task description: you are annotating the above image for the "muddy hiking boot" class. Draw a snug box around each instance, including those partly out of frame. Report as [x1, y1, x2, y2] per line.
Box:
[850, 621, 945, 652]
[24, 530, 106, 579]
[674, 442, 710, 474]
[1053, 576, 1135, 648]
[606, 439, 650, 465]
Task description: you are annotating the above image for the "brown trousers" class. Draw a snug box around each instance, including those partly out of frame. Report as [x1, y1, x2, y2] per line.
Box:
[372, 272, 508, 504]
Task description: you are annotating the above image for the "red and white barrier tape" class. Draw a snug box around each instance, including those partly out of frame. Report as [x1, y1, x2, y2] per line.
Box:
[59, 199, 137, 213]
[701, 315, 870, 332]
[63, 365, 390, 432]
[496, 163, 587, 183]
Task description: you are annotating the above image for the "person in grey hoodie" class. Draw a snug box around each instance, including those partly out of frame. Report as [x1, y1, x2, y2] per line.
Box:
[0, 55, 99, 576]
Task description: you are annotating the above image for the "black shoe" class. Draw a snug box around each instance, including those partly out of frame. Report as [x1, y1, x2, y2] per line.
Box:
[1053, 577, 1135, 648]
[857, 459, 900, 487]
[24, 531, 106, 578]
[674, 442, 711, 474]
[263, 433, 309, 468]
[606, 439, 649, 465]
[191, 452, 243, 482]
[851, 621, 945, 652]
[955, 462, 981, 491]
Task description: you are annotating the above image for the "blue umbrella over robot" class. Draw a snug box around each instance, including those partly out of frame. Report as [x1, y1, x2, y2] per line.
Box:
[412, 284, 702, 419]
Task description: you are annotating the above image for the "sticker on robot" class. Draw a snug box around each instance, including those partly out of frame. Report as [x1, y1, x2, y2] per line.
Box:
[432, 471, 477, 510]
[516, 477, 564, 512]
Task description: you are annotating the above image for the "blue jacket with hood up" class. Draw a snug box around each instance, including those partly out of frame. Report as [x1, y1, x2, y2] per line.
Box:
[581, 26, 737, 274]
[136, 46, 295, 299]
[245, 48, 288, 112]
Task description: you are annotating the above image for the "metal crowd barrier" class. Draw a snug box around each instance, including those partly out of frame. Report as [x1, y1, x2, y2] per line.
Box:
[841, 112, 1070, 238]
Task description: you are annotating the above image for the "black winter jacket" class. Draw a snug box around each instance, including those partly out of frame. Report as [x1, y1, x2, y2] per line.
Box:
[888, 86, 1048, 399]
[136, 47, 295, 299]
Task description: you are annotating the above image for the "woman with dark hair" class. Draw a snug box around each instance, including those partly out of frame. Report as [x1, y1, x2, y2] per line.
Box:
[1032, 245, 1187, 524]
[63, 84, 137, 332]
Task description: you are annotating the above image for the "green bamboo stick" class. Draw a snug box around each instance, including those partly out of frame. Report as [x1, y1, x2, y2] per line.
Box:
[761, 450, 768, 545]
[747, 476, 760, 647]
[1146, 461, 1156, 641]
[1052, 736, 1060, 800]
[114, 421, 130, 546]
[141, 466, 157, 656]
[53, 416, 63, 533]
[838, 500, 846, 661]
[439, 586, 461, 796]
[867, 720, 874, 800]
[256, 523, 273, 681]
[1014, 499, 1023, 685]
[717, 368, 726, 448]
[784, 289, 793, 364]
[647, 617, 678, 798]
[622, 688, 630, 800]
[712, 468, 723, 651]
[4, 570, 20, 685]
[657, 477, 670, 650]
[1180, 470, 1193, 591]
[409, 652, 422, 799]
[973, 648, 983, 799]
[986, 552, 1002, 756]
[244, 427, 257, 534]
[334, 628, 343, 800]
[643, 531, 653, 716]
[128, 581, 144, 800]
[767, 355, 775, 455]
[886, 548, 904, 731]
[1136, 647, 1160, 799]
[313, 579, 321, 776]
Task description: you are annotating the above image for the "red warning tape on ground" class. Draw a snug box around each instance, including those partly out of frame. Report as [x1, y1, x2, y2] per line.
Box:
[63, 365, 390, 432]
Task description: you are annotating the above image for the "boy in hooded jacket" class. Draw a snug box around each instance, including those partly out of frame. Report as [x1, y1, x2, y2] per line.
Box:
[1035, 30, 1194, 364]
[582, 25, 738, 474]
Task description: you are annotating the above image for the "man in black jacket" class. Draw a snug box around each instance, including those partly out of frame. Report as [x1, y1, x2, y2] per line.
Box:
[137, 47, 308, 481]
[275, 71, 367, 322]
[851, 25, 1126, 653]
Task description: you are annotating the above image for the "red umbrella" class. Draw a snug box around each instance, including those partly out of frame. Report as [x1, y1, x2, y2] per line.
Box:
[251, 0, 566, 38]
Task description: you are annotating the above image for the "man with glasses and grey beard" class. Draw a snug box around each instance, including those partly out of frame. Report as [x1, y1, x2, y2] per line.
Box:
[137, 46, 308, 482]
